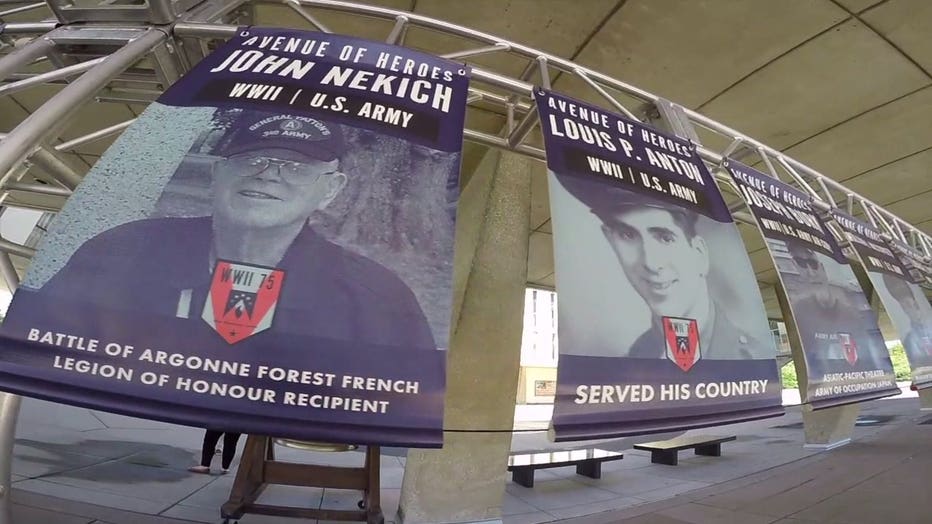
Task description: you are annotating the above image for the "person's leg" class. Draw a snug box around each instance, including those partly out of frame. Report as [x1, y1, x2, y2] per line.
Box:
[190, 430, 223, 473]
[220, 433, 242, 471]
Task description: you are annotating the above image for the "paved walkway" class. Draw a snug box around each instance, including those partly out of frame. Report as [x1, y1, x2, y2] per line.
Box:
[8, 388, 928, 523]
[559, 400, 932, 524]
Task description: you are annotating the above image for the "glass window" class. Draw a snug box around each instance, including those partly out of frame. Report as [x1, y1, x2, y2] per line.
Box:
[521, 288, 559, 367]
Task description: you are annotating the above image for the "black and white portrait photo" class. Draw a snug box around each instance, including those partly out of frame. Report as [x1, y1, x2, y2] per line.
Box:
[771, 238, 888, 375]
[24, 107, 458, 351]
[549, 171, 775, 361]
[875, 272, 932, 371]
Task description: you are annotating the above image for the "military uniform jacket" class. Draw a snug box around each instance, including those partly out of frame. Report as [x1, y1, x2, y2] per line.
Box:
[628, 303, 758, 360]
[789, 294, 885, 376]
[37, 217, 437, 351]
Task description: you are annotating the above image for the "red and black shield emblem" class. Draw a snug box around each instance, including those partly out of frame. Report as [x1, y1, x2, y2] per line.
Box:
[202, 260, 285, 344]
[662, 317, 701, 372]
[839, 332, 858, 365]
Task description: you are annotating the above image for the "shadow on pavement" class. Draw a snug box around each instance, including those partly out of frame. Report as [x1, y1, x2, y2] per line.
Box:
[15, 438, 197, 483]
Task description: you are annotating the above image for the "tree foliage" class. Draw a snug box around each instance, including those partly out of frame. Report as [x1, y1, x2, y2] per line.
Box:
[780, 362, 798, 389]
[888, 343, 911, 381]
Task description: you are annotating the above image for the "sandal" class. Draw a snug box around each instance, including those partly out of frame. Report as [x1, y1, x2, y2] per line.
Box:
[188, 465, 210, 474]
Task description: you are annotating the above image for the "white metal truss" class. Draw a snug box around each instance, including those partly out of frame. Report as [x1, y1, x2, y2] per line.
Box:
[0, 1, 930, 520]
[0, 0, 929, 272]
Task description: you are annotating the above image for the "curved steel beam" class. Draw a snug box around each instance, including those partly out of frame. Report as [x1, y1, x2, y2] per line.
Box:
[172, 8, 931, 250]
[0, 28, 166, 524]
[0, 28, 167, 187]
[0, 31, 55, 83]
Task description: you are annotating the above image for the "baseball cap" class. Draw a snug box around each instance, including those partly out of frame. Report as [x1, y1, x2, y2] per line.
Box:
[213, 112, 347, 162]
[556, 172, 697, 229]
[785, 239, 818, 259]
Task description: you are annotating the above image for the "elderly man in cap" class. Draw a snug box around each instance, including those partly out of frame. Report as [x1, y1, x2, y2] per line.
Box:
[41, 111, 436, 351]
[558, 174, 758, 362]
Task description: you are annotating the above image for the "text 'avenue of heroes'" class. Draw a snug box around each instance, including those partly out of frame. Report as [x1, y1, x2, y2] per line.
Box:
[209, 35, 458, 114]
[542, 96, 706, 206]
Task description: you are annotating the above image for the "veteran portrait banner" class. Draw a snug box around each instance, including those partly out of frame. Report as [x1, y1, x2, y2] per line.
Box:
[724, 160, 898, 409]
[539, 89, 783, 441]
[0, 27, 470, 447]
[832, 210, 932, 389]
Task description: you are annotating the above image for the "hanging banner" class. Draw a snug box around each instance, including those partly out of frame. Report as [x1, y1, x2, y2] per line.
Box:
[888, 237, 932, 285]
[831, 210, 932, 389]
[724, 160, 898, 408]
[538, 89, 783, 441]
[0, 27, 470, 447]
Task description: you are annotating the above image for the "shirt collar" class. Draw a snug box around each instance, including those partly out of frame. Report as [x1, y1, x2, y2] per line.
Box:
[163, 216, 335, 290]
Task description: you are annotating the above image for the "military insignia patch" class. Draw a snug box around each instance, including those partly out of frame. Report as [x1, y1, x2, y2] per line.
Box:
[839, 332, 858, 366]
[662, 317, 701, 372]
[280, 119, 303, 131]
[202, 260, 285, 344]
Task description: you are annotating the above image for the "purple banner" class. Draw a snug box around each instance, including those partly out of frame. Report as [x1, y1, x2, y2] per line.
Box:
[832, 210, 932, 389]
[538, 90, 783, 441]
[158, 28, 468, 152]
[830, 210, 910, 279]
[887, 237, 932, 286]
[0, 27, 470, 447]
[725, 160, 898, 409]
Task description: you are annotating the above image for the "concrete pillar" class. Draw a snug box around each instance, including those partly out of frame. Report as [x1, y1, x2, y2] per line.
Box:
[801, 403, 860, 450]
[777, 282, 858, 449]
[397, 149, 532, 524]
[918, 388, 932, 410]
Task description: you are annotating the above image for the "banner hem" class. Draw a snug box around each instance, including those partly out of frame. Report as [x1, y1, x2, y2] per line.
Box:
[807, 386, 902, 411]
[550, 404, 785, 442]
[0, 374, 441, 448]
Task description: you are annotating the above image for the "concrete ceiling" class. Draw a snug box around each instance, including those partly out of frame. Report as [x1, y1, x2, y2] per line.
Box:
[1, 0, 930, 334]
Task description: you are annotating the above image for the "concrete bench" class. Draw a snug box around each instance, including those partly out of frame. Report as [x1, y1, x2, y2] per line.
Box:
[507, 448, 623, 488]
[633, 435, 736, 466]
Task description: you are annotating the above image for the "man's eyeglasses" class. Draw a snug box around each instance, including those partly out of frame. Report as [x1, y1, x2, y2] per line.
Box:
[792, 256, 821, 270]
[219, 154, 337, 184]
